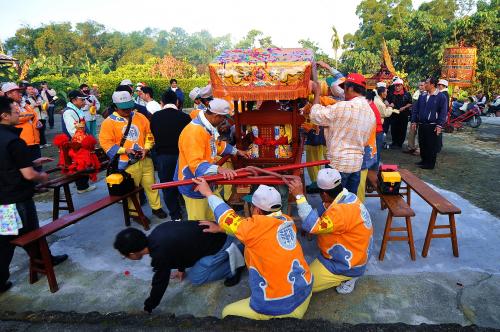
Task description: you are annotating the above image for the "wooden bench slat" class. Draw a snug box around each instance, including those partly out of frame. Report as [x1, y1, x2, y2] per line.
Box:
[367, 171, 415, 217]
[11, 188, 142, 247]
[399, 169, 461, 214]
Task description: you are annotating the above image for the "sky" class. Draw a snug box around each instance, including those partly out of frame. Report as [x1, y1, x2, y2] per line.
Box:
[0, 0, 428, 57]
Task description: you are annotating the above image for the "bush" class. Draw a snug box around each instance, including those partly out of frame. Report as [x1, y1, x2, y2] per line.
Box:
[31, 75, 209, 111]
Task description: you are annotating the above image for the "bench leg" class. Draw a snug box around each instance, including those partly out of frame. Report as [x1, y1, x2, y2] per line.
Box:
[25, 243, 40, 284]
[405, 216, 416, 261]
[407, 187, 411, 207]
[53, 187, 60, 220]
[130, 193, 150, 231]
[379, 211, 393, 261]
[63, 183, 75, 213]
[122, 198, 131, 227]
[449, 214, 459, 257]
[422, 208, 438, 257]
[39, 239, 59, 293]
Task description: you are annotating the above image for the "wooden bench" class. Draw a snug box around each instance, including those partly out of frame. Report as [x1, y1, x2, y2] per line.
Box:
[42, 148, 110, 220]
[10, 187, 149, 293]
[399, 169, 461, 257]
[366, 170, 416, 260]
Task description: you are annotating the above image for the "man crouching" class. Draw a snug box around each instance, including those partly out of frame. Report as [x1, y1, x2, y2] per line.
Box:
[193, 177, 313, 320]
[289, 168, 373, 294]
[113, 221, 245, 313]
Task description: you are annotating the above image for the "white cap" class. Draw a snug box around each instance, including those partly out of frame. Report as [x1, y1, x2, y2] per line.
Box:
[252, 185, 282, 212]
[120, 79, 133, 86]
[317, 168, 342, 190]
[1, 82, 24, 93]
[208, 98, 230, 115]
[199, 84, 213, 99]
[189, 87, 201, 101]
[376, 82, 387, 88]
[438, 79, 448, 87]
[392, 76, 400, 82]
[112, 91, 135, 109]
[393, 78, 404, 85]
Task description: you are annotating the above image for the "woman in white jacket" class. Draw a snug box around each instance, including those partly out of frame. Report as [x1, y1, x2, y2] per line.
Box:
[374, 84, 396, 149]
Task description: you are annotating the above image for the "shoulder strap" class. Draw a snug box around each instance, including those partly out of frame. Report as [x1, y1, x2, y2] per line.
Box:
[108, 114, 134, 172]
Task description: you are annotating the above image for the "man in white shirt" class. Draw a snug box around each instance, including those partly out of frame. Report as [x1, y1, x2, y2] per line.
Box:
[310, 73, 375, 194]
[141, 86, 161, 115]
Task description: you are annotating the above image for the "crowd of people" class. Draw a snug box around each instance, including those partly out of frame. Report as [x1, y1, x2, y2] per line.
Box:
[0, 62, 488, 319]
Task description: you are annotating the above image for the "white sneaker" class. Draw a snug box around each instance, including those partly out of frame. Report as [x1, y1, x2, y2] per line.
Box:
[44, 143, 52, 148]
[77, 184, 96, 194]
[336, 277, 358, 294]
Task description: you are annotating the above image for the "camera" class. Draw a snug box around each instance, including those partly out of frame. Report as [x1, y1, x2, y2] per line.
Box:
[127, 150, 143, 165]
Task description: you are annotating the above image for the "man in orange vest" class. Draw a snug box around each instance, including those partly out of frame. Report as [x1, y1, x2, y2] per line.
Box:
[193, 178, 313, 320]
[2, 82, 41, 169]
[289, 168, 373, 294]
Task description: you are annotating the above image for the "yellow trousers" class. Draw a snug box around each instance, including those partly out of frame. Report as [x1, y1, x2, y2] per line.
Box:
[356, 169, 368, 203]
[183, 188, 222, 221]
[310, 259, 351, 293]
[305, 145, 325, 182]
[125, 158, 161, 215]
[222, 293, 312, 320]
[220, 159, 233, 201]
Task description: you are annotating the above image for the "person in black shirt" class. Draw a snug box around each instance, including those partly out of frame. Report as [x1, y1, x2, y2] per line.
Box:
[0, 96, 68, 292]
[114, 222, 244, 313]
[150, 90, 191, 221]
[387, 78, 413, 149]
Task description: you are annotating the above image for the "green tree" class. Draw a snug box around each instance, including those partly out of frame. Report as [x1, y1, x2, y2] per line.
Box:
[331, 26, 341, 68]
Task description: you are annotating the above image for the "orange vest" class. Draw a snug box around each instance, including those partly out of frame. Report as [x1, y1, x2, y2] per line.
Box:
[16, 104, 40, 146]
[175, 116, 234, 198]
[302, 189, 373, 277]
[99, 111, 153, 170]
[212, 198, 313, 315]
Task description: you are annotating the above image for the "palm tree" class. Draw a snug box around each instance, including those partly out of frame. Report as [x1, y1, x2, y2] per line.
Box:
[331, 26, 341, 68]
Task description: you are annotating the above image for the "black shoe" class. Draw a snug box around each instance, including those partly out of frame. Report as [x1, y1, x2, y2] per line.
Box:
[390, 144, 402, 150]
[0, 281, 13, 293]
[419, 165, 435, 170]
[415, 161, 424, 166]
[224, 266, 245, 287]
[152, 208, 168, 219]
[52, 254, 68, 266]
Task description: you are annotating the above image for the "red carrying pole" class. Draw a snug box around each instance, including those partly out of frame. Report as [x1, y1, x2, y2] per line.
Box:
[151, 160, 330, 190]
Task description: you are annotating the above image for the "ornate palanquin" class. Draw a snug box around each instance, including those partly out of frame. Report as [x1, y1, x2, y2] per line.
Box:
[209, 48, 316, 206]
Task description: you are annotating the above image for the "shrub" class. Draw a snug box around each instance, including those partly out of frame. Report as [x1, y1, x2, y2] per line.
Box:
[31, 75, 209, 111]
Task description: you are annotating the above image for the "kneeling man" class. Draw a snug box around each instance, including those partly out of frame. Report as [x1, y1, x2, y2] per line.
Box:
[113, 221, 245, 313]
[289, 168, 373, 294]
[193, 178, 313, 320]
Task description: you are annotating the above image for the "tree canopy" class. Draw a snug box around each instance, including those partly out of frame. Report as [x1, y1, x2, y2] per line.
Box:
[1, 0, 498, 92]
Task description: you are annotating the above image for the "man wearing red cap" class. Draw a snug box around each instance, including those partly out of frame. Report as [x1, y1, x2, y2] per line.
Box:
[310, 73, 375, 194]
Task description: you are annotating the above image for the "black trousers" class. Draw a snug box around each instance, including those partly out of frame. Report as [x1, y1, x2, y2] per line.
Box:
[418, 123, 439, 168]
[154, 153, 182, 219]
[0, 199, 44, 285]
[39, 119, 47, 146]
[389, 112, 409, 147]
[75, 176, 90, 191]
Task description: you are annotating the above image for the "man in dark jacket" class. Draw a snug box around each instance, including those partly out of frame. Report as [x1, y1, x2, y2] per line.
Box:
[113, 222, 244, 313]
[387, 78, 413, 149]
[150, 90, 191, 221]
[411, 77, 448, 169]
[0, 96, 68, 292]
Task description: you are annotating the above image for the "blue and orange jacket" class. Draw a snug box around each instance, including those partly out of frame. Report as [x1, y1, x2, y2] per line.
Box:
[207, 195, 313, 315]
[297, 189, 373, 277]
[99, 111, 154, 170]
[175, 114, 236, 198]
